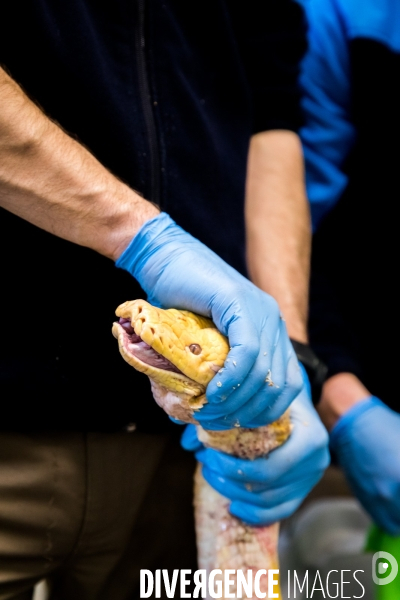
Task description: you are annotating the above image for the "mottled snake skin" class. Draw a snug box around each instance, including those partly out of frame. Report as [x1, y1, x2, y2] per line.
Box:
[113, 300, 291, 599]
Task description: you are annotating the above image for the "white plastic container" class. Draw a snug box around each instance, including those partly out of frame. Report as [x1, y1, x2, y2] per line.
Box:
[279, 498, 374, 599]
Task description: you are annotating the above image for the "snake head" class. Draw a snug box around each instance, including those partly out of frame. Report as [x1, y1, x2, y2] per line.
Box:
[112, 299, 229, 422]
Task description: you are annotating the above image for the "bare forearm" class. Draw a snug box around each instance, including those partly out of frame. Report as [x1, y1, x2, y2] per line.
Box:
[0, 68, 159, 260]
[318, 373, 370, 431]
[245, 130, 311, 342]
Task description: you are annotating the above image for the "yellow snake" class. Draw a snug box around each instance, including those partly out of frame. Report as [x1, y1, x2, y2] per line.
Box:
[112, 299, 291, 599]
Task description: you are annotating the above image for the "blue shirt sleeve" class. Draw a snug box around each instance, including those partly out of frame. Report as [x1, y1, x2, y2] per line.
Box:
[299, 0, 357, 230]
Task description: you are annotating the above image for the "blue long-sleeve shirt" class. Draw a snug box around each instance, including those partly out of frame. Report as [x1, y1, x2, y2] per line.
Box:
[300, 0, 400, 408]
[300, 0, 400, 229]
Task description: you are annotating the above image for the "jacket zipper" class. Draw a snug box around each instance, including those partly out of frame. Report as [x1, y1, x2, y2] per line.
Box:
[136, 0, 161, 206]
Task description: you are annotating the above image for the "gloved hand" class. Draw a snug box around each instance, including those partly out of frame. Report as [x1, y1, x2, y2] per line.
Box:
[181, 383, 330, 525]
[330, 397, 400, 535]
[117, 212, 304, 430]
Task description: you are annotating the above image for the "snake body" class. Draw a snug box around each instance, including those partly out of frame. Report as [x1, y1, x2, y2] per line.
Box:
[112, 299, 291, 599]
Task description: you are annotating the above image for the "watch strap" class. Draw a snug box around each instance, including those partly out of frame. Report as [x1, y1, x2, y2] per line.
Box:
[290, 340, 328, 405]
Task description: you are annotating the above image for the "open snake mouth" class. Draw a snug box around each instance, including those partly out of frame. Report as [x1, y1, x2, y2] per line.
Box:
[118, 318, 183, 374]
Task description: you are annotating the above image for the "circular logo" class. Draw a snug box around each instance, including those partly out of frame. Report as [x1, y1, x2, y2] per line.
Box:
[372, 552, 399, 586]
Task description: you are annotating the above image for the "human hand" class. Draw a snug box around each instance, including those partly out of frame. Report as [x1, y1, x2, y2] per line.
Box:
[116, 212, 304, 430]
[181, 385, 330, 525]
[330, 396, 400, 535]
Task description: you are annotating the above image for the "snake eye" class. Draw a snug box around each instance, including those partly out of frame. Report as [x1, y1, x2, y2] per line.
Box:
[189, 343, 202, 355]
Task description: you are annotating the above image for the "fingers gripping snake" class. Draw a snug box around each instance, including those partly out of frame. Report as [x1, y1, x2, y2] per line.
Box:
[112, 299, 291, 599]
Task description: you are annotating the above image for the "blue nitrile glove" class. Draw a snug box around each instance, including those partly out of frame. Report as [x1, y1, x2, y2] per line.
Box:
[181, 382, 330, 525]
[330, 397, 400, 536]
[117, 212, 304, 430]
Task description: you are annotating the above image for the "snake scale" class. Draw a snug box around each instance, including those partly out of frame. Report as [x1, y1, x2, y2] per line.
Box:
[112, 299, 291, 599]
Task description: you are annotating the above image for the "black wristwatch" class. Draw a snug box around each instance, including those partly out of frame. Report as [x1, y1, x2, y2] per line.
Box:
[290, 340, 328, 405]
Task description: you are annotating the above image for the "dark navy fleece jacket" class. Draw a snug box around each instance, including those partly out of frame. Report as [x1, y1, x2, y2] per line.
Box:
[0, 0, 306, 429]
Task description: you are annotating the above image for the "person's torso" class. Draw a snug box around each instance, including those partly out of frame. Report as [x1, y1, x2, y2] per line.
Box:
[0, 0, 253, 428]
[310, 0, 400, 407]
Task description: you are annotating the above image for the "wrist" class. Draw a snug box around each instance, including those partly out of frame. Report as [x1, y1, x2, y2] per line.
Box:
[286, 319, 308, 344]
[329, 396, 382, 446]
[107, 189, 160, 261]
[115, 211, 175, 277]
[317, 373, 371, 431]
[61, 174, 160, 260]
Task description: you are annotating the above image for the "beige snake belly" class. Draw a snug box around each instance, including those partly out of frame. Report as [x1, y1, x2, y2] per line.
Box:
[112, 299, 291, 599]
